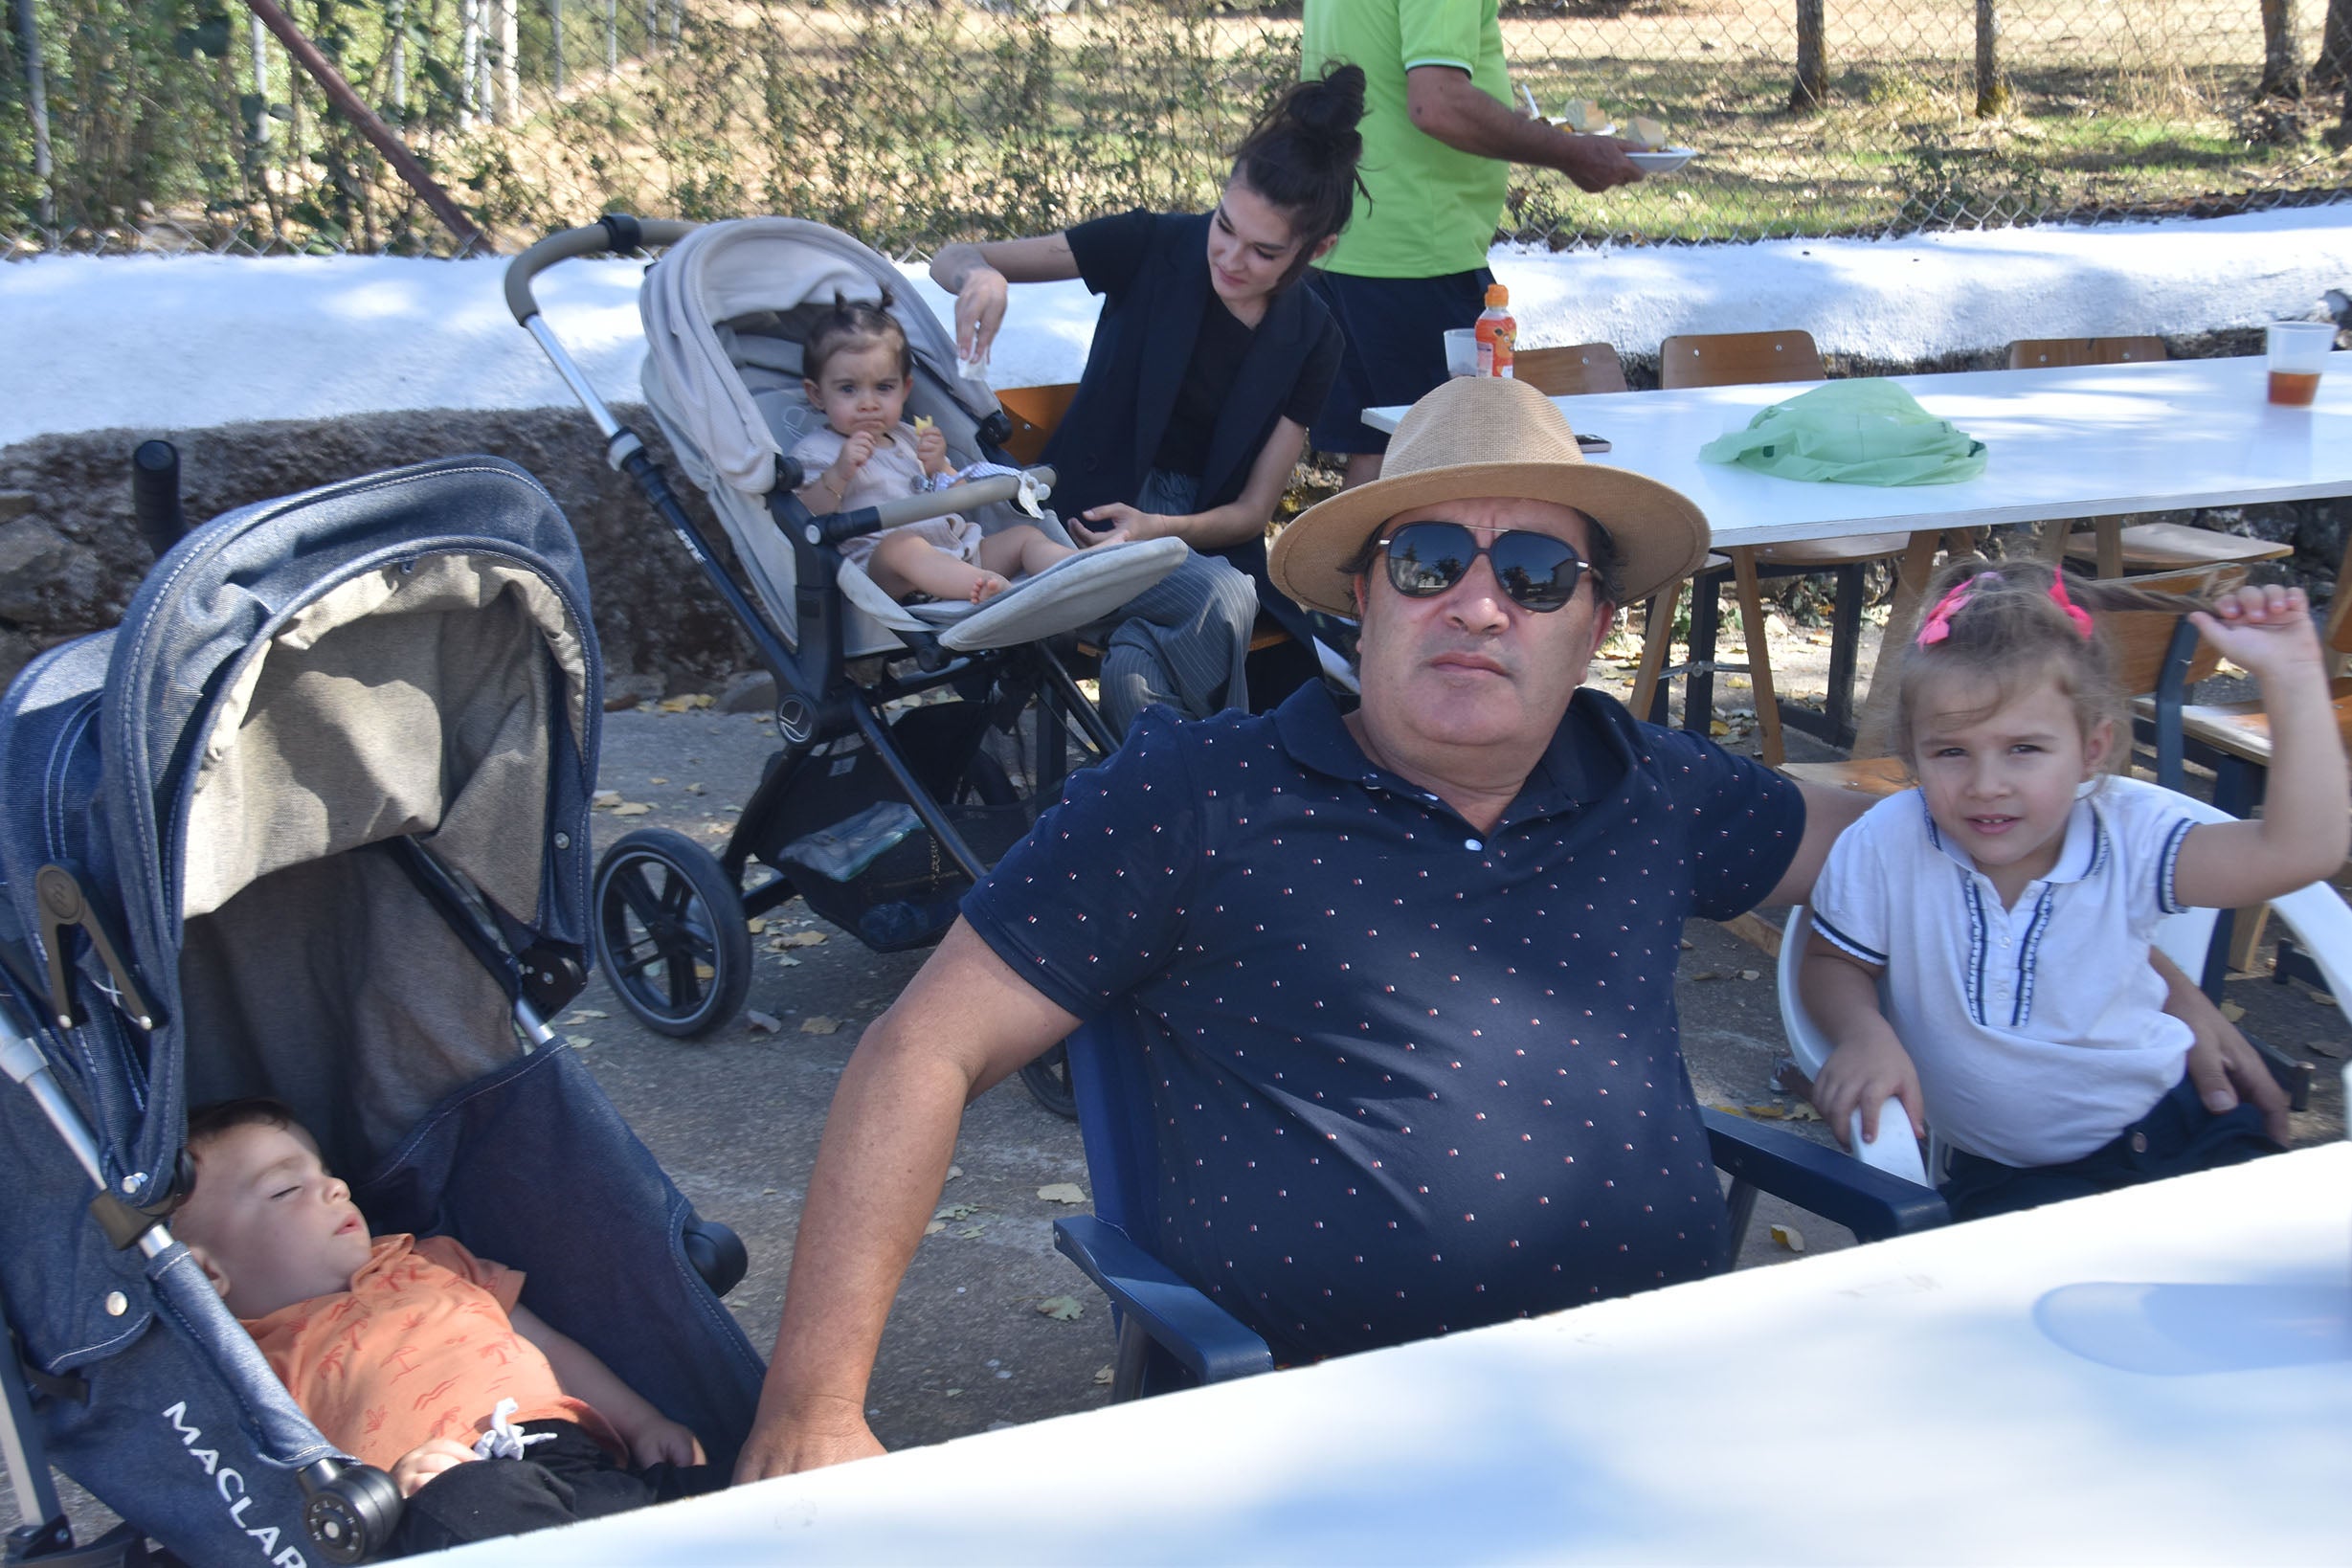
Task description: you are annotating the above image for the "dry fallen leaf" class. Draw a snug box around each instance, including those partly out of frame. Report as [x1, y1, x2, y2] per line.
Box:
[777, 930, 828, 948]
[1785, 1103, 1823, 1122]
[560, 1009, 609, 1023]
[934, 1203, 977, 1221]
[1037, 1182, 1088, 1205]
[1709, 720, 1731, 737]
[592, 790, 622, 809]
[686, 782, 706, 795]
[2309, 1037, 2349, 1059]
[2314, 992, 2338, 1008]
[1092, 1364, 1115, 1386]
[658, 694, 715, 712]
[801, 1016, 840, 1035]
[1742, 1103, 1789, 1119]
[1037, 1295, 1086, 1322]
[649, 776, 669, 785]
[2219, 1000, 2247, 1022]
[747, 917, 768, 934]
[745, 1009, 782, 1034]
[565, 1034, 594, 1050]
[1738, 968, 1761, 981]
[953, 1224, 984, 1240]
[612, 801, 652, 818]
[1770, 1222, 1806, 1253]
[773, 954, 802, 968]
[923, 1221, 946, 1237]
[1709, 1103, 1743, 1117]
[945, 1164, 964, 1181]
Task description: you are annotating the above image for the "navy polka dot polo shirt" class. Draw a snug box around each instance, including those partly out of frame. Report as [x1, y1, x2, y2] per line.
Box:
[963, 683, 1804, 1364]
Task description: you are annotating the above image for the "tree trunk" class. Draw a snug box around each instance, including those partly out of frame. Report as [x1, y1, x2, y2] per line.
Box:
[2314, 0, 2351, 89]
[2259, 0, 2304, 99]
[1790, 0, 1826, 110]
[1974, 0, 2010, 115]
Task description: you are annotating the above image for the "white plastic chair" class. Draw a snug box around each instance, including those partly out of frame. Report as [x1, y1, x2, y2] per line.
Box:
[1777, 795, 2352, 1190]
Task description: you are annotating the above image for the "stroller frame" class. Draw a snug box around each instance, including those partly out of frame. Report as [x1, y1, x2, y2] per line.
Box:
[510, 217, 1119, 1109]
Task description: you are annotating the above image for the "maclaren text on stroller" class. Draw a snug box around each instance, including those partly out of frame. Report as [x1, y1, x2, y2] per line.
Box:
[0, 458, 764, 1564]
[508, 215, 1184, 1115]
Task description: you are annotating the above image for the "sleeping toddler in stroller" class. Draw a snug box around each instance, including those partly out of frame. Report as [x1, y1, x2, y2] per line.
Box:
[173, 1097, 721, 1556]
[791, 294, 1114, 603]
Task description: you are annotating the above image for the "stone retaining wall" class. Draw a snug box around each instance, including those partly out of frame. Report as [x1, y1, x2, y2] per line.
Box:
[3, 326, 2345, 697]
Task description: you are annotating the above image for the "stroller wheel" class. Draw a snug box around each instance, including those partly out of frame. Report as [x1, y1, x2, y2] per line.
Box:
[592, 829, 753, 1038]
[1019, 1042, 1077, 1120]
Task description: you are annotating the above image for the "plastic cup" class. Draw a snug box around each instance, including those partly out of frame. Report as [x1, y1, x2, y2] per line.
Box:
[1444, 328, 1481, 379]
[2266, 321, 2334, 407]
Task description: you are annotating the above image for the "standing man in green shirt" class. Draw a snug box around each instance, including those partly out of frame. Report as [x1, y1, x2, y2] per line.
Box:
[1303, 0, 1644, 487]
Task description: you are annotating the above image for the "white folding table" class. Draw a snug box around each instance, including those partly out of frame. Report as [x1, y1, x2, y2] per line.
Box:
[439, 1144, 2352, 1565]
[1367, 352, 2352, 751]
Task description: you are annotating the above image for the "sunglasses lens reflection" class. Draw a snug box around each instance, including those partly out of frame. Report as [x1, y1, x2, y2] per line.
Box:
[1382, 524, 1582, 613]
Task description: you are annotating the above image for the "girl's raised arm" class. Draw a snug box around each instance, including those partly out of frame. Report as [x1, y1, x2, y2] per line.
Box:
[2171, 583, 2350, 908]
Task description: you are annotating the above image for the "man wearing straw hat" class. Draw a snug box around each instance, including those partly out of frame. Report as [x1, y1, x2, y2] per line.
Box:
[736, 377, 2282, 1480]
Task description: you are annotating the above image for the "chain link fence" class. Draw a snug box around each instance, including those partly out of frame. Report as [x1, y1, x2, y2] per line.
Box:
[4, 0, 2348, 258]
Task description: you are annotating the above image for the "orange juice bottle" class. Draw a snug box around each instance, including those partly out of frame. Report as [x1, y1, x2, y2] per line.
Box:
[1475, 283, 1515, 378]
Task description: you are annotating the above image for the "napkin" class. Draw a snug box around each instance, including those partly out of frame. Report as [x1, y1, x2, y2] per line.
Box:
[1698, 379, 1987, 485]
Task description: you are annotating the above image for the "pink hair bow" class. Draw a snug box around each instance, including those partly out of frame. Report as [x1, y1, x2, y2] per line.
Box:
[1915, 578, 1978, 646]
[2047, 571, 2094, 639]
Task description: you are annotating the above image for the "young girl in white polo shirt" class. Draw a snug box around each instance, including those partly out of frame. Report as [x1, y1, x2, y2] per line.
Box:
[1803, 559, 2345, 1220]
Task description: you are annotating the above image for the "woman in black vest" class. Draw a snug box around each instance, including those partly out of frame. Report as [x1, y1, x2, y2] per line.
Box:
[929, 66, 1367, 731]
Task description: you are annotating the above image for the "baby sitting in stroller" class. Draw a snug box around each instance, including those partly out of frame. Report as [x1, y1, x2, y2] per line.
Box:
[173, 1098, 719, 1555]
[792, 293, 1107, 603]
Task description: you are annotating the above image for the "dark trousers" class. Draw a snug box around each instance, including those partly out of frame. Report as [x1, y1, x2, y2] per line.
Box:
[1938, 1072, 2281, 1223]
[386, 1421, 722, 1555]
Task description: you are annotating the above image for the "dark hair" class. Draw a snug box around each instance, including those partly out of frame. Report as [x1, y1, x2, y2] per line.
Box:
[186, 1096, 300, 1161]
[1341, 508, 1624, 608]
[802, 289, 910, 387]
[1230, 62, 1370, 280]
[1891, 557, 2206, 771]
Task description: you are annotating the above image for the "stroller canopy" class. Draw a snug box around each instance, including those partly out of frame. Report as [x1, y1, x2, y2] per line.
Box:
[0, 457, 599, 1206]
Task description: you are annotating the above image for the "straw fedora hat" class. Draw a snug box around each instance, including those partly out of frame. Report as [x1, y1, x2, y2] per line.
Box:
[1269, 376, 1711, 617]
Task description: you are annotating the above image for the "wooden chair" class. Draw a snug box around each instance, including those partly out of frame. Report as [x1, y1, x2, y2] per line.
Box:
[994, 382, 1079, 466]
[1514, 343, 1630, 397]
[2005, 339, 2294, 579]
[1634, 331, 1910, 765]
[1781, 562, 2245, 801]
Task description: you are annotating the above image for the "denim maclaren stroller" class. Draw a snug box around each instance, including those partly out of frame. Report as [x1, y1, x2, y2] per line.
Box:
[0, 456, 764, 1564]
[508, 215, 1185, 1115]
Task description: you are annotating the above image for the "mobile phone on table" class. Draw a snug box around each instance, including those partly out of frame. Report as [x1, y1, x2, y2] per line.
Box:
[1576, 434, 1612, 454]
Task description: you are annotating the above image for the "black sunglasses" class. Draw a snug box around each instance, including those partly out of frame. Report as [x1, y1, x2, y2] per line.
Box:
[1376, 521, 1588, 614]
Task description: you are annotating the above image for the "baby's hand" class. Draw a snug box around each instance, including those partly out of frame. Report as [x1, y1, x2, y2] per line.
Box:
[831, 430, 879, 484]
[971, 571, 1012, 604]
[2190, 584, 2324, 683]
[628, 1415, 707, 1470]
[391, 1437, 479, 1498]
[1811, 1035, 1925, 1151]
[912, 420, 950, 475]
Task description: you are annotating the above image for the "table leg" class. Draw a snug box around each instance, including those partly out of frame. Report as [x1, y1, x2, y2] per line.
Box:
[2038, 517, 2071, 562]
[2095, 517, 2126, 579]
[1630, 579, 1683, 725]
[1849, 528, 1948, 757]
[1689, 575, 1721, 731]
[1729, 547, 1784, 767]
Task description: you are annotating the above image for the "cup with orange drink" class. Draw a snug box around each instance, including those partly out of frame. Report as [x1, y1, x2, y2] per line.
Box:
[2265, 321, 2334, 407]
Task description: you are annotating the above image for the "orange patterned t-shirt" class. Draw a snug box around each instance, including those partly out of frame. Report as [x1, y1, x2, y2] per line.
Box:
[242, 1234, 624, 1471]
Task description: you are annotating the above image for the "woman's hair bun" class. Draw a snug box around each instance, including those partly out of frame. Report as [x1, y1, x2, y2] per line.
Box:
[1286, 62, 1367, 146]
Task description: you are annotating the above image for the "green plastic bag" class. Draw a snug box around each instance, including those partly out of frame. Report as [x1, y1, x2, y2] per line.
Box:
[1697, 379, 1987, 485]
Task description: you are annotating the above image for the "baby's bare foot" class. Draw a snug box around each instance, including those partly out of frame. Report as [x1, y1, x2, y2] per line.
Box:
[971, 572, 1012, 603]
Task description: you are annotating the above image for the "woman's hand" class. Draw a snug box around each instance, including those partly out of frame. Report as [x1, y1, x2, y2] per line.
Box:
[1073, 504, 1161, 547]
[390, 1438, 478, 1498]
[953, 265, 1009, 363]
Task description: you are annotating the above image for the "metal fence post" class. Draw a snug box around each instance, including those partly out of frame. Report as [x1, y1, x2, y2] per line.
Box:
[11, 0, 54, 225]
[549, 0, 563, 93]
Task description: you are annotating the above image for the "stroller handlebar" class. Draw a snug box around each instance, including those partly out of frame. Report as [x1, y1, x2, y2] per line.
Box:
[504, 216, 697, 325]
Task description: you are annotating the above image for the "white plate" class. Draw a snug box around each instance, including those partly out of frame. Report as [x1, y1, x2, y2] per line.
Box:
[1626, 146, 1697, 175]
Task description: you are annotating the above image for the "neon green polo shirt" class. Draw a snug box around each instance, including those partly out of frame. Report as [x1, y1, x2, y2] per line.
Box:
[1304, 0, 1511, 280]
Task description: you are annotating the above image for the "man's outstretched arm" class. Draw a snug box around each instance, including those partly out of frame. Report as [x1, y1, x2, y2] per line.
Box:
[734, 919, 1081, 1482]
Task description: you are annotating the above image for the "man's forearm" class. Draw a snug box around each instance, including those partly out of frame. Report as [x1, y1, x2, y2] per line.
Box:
[751, 1025, 975, 1447]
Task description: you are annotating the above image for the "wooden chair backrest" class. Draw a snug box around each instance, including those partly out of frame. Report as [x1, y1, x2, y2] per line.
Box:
[1656, 329, 1826, 390]
[2095, 563, 2246, 696]
[2005, 336, 2168, 370]
[1515, 343, 1629, 397]
[994, 382, 1080, 466]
